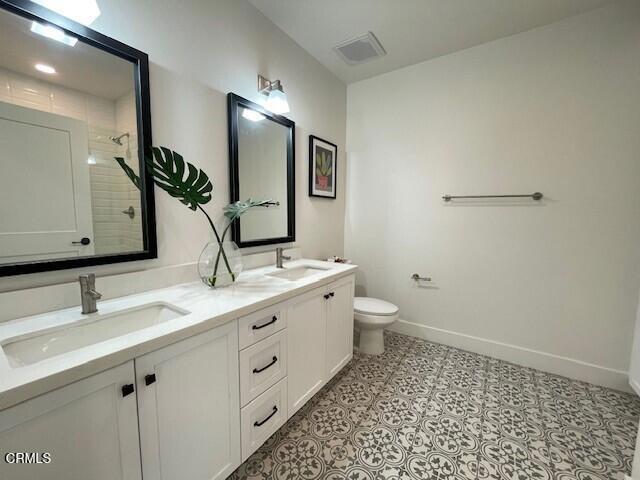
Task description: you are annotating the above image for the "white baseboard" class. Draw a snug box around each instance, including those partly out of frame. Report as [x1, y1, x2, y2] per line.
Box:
[388, 319, 631, 393]
[631, 378, 640, 397]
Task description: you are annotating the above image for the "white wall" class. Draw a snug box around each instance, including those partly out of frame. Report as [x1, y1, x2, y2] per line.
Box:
[0, 0, 346, 292]
[346, 1, 640, 390]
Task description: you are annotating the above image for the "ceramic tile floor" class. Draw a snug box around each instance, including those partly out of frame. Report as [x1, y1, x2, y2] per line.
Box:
[230, 331, 640, 480]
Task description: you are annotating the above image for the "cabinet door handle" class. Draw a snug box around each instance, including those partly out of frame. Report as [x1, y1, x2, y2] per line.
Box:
[145, 374, 156, 386]
[252, 316, 277, 330]
[72, 237, 91, 246]
[253, 356, 278, 374]
[254, 406, 278, 427]
[324, 294, 331, 300]
[121, 383, 135, 397]
[329, 292, 335, 297]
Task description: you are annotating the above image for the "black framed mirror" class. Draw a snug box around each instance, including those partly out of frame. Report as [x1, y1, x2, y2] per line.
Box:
[0, 0, 156, 277]
[228, 93, 295, 248]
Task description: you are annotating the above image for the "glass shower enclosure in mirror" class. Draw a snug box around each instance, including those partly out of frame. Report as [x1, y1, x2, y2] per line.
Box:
[0, 0, 155, 276]
[228, 93, 295, 247]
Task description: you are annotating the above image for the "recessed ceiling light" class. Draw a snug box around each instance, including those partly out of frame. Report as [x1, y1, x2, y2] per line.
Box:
[31, 21, 78, 46]
[35, 63, 56, 74]
[30, 0, 101, 26]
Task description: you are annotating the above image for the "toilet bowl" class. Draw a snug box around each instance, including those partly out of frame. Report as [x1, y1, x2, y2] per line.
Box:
[354, 297, 399, 355]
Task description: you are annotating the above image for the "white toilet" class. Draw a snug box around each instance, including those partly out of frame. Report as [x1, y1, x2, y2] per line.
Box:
[354, 297, 399, 355]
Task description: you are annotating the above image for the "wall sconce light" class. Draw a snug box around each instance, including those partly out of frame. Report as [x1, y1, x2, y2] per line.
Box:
[258, 74, 290, 115]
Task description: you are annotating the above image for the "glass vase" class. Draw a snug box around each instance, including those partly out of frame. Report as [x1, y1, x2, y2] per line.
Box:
[198, 216, 243, 288]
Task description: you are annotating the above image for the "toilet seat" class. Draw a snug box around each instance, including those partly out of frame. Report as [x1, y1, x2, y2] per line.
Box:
[354, 297, 399, 317]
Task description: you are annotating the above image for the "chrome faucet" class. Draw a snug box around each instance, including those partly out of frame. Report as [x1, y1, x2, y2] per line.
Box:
[79, 274, 102, 314]
[275, 248, 291, 269]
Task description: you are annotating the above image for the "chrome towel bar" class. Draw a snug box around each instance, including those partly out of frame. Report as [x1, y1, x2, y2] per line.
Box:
[442, 192, 543, 202]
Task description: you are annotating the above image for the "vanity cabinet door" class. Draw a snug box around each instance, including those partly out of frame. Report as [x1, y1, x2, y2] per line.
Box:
[287, 287, 327, 417]
[135, 322, 240, 480]
[325, 275, 355, 380]
[0, 361, 141, 480]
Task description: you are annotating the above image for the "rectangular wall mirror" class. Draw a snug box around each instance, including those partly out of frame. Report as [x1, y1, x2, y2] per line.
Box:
[228, 93, 295, 248]
[0, 0, 155, 276]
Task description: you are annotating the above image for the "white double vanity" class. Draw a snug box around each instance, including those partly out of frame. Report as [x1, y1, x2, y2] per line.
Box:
[0, 259, 356, 480]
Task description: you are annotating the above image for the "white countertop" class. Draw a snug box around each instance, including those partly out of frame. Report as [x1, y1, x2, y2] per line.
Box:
[0, 259, 357, 410]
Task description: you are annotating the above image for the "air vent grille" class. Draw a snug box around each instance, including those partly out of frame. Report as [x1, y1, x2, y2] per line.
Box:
[334, 31, 386, 65]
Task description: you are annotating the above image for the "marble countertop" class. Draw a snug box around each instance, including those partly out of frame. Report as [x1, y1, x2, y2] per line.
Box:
[0, 259, 357, 410]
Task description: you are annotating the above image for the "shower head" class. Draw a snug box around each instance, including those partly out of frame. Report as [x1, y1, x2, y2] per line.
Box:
[109, 132, 130, 145]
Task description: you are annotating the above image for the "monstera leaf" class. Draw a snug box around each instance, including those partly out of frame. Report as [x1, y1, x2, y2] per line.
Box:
[146, 147, 212, 210]
[115, 157, 141, 190]
[115, 147, 213, 211]
[223, 198, 276, 223]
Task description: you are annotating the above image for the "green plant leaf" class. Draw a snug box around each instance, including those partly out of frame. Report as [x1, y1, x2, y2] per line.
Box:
[223, 198, 276, 222]
[115, 157, 141, 190]
[316, 151, 333, 176]
[145, 146, 213, 210]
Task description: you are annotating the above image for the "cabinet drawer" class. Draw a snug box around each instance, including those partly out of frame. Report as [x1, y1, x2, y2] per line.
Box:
[238, 304, 286, 350]
[241, 378, 287, 461]
[240, 330, 287, 405]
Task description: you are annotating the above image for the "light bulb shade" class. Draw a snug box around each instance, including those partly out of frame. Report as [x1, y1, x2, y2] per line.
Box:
[265, 88, 289, 115]
[31, 0, 101, 26]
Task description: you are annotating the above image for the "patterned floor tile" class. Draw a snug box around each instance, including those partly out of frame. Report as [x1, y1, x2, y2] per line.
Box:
[230, 331, 640, 480]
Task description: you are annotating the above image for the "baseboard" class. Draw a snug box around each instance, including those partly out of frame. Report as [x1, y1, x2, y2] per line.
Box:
[630, 378, 640, 397]
[387, 319, 631, 393]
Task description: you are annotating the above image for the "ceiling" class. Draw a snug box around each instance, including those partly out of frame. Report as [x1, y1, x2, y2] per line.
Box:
[249, 0, 615, 84]
[0, 7, 134, 100]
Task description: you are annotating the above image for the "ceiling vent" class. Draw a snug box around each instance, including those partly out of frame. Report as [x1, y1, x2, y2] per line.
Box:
[334, 32, 386, 65]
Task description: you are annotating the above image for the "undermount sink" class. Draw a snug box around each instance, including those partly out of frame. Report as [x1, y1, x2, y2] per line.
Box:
[2, 302, 189, 368]
[266, 265, 329, 281]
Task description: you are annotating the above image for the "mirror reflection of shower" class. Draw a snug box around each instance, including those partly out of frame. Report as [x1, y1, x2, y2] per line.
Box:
[110, 132, 131, 157]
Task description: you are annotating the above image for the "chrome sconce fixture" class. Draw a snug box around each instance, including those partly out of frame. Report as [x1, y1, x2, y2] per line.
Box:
[258, 74, 290, 115]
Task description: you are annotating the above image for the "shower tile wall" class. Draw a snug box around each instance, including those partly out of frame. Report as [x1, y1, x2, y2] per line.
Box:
[115, 90, 143, 252]
[0, 67, 142, 254]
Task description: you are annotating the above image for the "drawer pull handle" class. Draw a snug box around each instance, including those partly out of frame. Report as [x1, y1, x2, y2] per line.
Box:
[254, 406, 278, 427]
[253, 356, 278, 374]
[324, 294, 330, 300]
[252, 316, 278, 330]
[121, 383, 135, 397]
[329, 292, 335, 297]
[145, 374, 156, 386]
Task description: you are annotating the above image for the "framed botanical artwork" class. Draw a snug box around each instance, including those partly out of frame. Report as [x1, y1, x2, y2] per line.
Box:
[309, 135, 337, 199]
